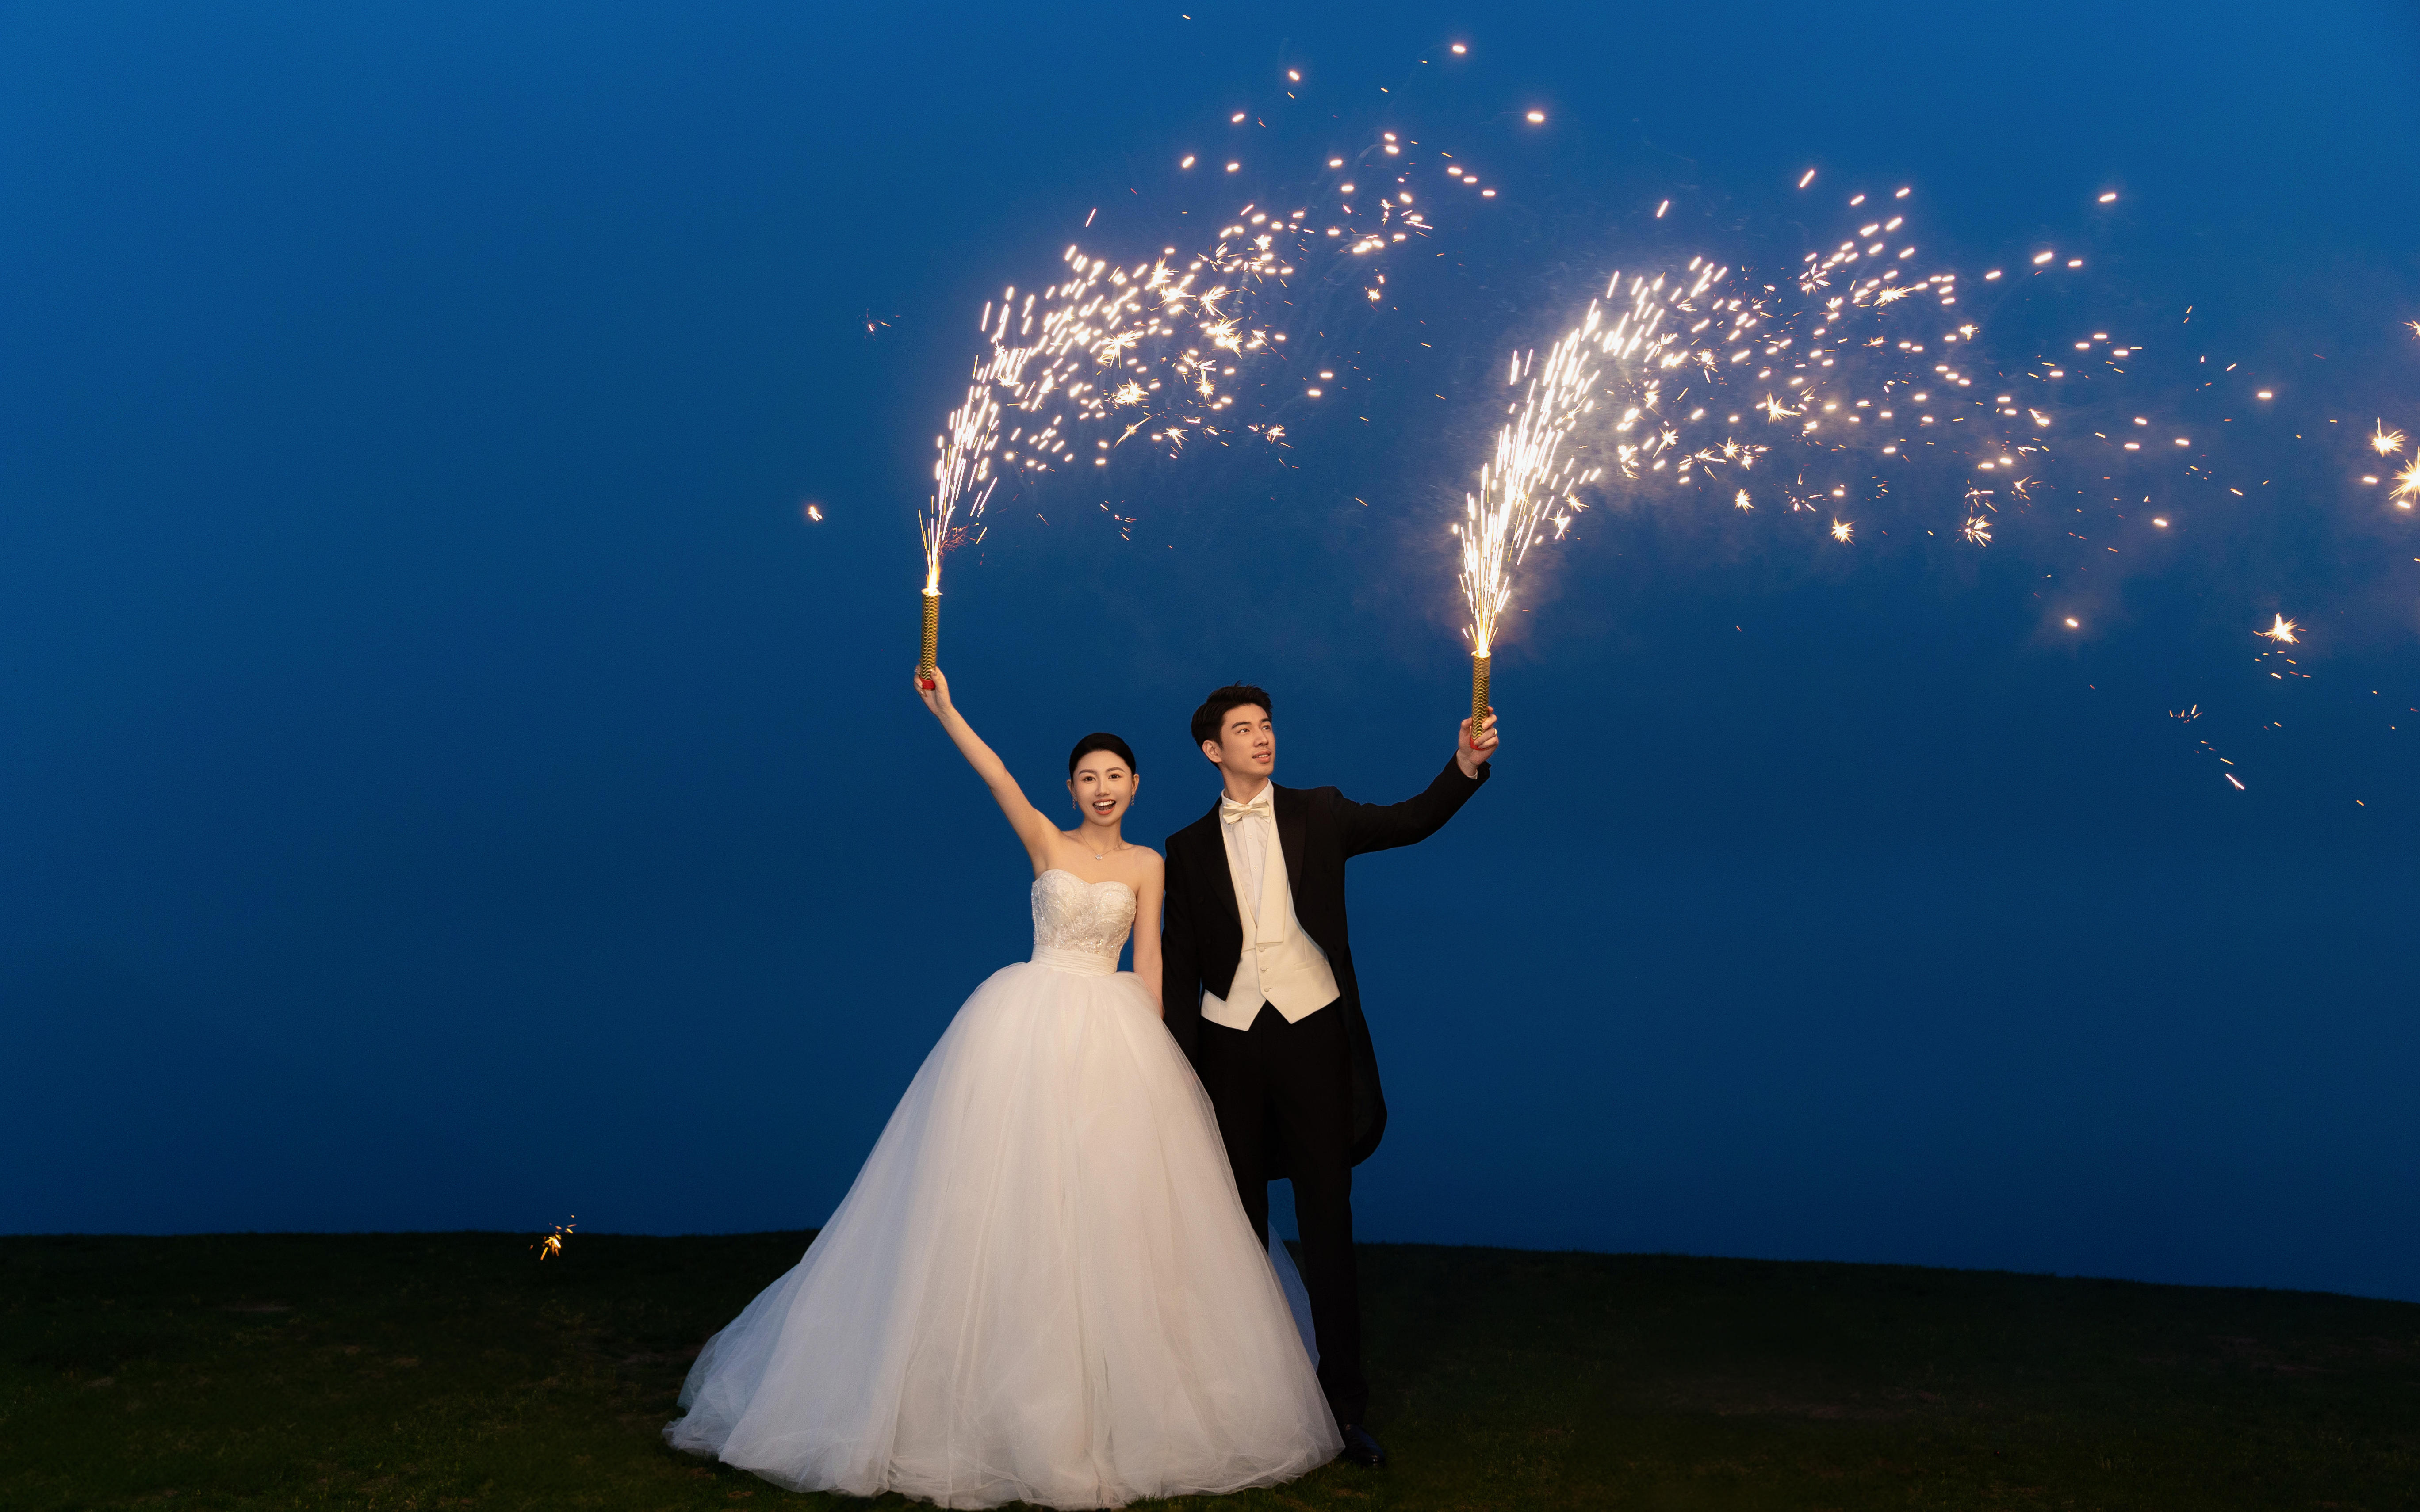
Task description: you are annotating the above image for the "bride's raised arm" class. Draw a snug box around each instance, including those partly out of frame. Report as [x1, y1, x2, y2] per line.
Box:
[914, 667, 1059, 872]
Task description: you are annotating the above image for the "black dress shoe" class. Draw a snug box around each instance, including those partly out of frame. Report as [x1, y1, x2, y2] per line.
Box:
[1336, 1424, 1388, 1468]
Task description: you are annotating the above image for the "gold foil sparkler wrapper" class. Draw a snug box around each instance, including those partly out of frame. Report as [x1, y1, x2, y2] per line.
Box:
[918, 590, 940, 687]
[1470, 652, 1491, 748]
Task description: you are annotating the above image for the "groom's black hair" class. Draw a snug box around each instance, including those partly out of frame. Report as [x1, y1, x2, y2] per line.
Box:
[1068, 733, 1138, 777]
[1190, 684, 1272, 747]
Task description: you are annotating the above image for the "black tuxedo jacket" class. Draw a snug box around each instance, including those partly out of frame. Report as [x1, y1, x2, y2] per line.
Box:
[1161, 754, 1490, 1166]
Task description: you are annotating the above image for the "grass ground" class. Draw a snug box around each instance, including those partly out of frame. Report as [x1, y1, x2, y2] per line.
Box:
[2, 1232, 2414, 1510]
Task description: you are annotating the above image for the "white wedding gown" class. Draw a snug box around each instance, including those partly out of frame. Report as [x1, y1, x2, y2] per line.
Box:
[665, 869, 1341, 1508]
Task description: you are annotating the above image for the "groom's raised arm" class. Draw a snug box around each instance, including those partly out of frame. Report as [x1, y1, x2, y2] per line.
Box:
[1333, 754, 1490, 858]
[1159, 838, 1202, 1058]
[1335, 710, 1499, 857]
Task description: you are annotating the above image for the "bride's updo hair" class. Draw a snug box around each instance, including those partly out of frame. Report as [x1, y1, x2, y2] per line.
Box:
[1068, 732, 1138, 777]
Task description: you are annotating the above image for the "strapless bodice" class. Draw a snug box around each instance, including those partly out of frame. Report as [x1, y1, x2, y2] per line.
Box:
[1030, 869, 1135, 976]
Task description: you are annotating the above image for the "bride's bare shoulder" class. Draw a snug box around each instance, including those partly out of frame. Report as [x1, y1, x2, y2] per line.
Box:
[1118, 847, 1164, 883]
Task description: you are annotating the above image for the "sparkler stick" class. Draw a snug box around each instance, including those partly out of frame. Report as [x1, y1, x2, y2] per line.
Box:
[1469, 651, 1490, 744]
[918, 588, 940, 687]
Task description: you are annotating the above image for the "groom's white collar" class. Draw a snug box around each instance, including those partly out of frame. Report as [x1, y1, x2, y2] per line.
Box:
[1218, 785, 1275, 820]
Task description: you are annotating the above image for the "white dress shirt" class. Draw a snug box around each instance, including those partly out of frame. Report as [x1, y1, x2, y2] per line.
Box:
[1199, 785, 1341, 1030]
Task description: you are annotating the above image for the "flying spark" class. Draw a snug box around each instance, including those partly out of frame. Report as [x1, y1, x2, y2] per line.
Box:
[920, 142, 1467, 592]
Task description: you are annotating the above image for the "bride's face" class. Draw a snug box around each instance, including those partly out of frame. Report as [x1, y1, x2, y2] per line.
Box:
[1067, 752, 1138, 828]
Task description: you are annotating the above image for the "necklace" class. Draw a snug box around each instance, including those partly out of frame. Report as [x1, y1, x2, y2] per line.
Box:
[1081, 834, 1126, 861]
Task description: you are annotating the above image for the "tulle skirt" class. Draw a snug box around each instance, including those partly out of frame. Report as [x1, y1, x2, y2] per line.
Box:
[664, 959, 1341, 1508]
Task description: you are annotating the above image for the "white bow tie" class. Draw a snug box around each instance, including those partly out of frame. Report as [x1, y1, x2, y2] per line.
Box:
[1220, 792, 1273, 824]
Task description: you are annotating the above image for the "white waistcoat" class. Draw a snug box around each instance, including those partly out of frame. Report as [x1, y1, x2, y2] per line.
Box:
[1200, 809, 1340, 1031]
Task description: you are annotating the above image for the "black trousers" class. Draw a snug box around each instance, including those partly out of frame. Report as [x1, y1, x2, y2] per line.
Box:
[1195, 1000, 1367, 1426]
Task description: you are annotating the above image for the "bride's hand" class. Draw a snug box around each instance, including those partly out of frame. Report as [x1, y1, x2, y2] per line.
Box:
[915, 666, 954, 716]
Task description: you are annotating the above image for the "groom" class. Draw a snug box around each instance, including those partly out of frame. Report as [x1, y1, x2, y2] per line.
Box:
[1162, 683, 1498, 1469]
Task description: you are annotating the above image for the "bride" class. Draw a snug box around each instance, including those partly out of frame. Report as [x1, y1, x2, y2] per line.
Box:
[663, 668, 1341, 1507]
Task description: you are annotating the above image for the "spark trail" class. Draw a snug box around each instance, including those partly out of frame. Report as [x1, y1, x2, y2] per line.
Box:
[1449, 176, 2414, 796]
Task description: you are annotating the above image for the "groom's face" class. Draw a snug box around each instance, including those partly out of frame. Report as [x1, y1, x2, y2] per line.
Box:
[1202, 704, 1275, 780]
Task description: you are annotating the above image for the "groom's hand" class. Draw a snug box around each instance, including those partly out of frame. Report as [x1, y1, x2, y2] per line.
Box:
[1456, 709, 1500, 778]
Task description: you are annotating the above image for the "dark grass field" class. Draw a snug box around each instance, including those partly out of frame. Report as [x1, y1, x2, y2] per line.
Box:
[3, 1233, 2415, 1511]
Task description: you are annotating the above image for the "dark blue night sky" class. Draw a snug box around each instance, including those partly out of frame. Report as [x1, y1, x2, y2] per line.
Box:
[4, 2, 2416, 1303]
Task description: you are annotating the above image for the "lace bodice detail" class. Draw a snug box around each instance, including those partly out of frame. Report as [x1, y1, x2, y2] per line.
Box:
[1030, 869, 1135, 976]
